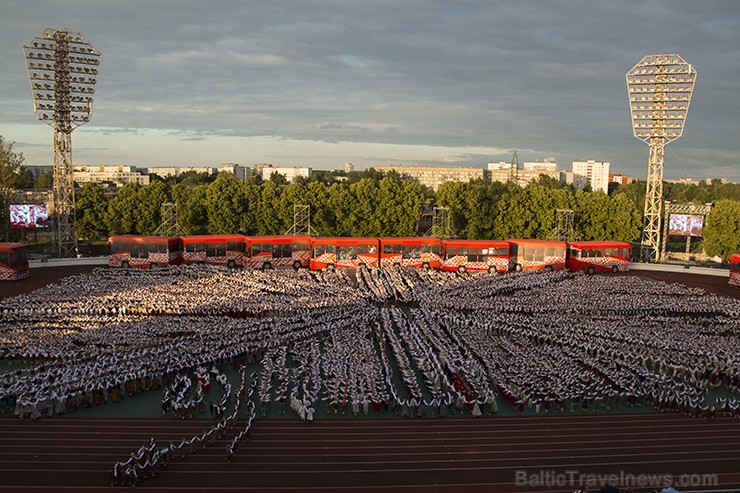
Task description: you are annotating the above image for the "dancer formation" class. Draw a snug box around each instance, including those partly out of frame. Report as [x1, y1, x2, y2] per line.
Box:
[0, 266, 739, 421]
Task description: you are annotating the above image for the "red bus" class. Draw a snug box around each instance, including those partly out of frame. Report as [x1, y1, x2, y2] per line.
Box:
[506, 239, 567, 272]
[108, 235, 182, 268]
[181, 234, 248, 268]
[0, 243, 30, 281]
[441, 239, 509, 274]
[244, 235, 311, 270]
[730, 253, 740, 287]
[310, 237, 380, 270]
[378, 237, 443, 269]
[566, 240, 631, 274]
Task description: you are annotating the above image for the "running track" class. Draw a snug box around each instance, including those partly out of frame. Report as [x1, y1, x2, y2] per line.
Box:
[1, 414, 739, 493]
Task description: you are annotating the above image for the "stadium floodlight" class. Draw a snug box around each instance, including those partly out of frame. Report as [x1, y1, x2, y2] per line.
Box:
[22, 28, 101, 258]
[626, 54, 696, 263]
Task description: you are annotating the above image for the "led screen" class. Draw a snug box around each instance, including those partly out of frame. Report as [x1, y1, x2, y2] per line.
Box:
[668, 213, 704, 237]
[9, 204, 49, 229]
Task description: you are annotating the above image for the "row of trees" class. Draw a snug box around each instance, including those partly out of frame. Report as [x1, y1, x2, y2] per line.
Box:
[72, 172, 642, 242]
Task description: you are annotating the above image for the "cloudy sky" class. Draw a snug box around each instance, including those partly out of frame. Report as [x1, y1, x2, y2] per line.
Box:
[1, 0, 739, 181]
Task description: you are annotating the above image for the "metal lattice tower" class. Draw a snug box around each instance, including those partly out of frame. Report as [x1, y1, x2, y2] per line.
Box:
[548, 209, 575, 242]
[155, 202, 183, 236]
[23, 28, 101, 258]
[626, 54, 696, 263]
[286, 204, 312, 235]
[426, 206, 452, 239]
[510, 150, 519, 185]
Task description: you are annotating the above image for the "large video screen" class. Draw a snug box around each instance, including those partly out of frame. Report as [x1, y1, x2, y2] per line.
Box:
[9, 204, 49, 229]
[668, 213, 704, 237]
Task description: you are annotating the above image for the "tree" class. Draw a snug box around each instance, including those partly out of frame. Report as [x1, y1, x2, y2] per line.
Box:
[136, 180, 170, 234]
[172, 184, 208, 235]
[106, 183, 142, 234]
[703, 199, 740, 261]
[35, 172, 53, 189]
[75, 183, 109, 240]
[0, 135, 24, 189]
[204, 173, 246, 234]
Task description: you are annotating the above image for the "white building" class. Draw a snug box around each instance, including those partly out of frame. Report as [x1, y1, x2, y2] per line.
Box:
[345, 162, 354, 173]
[257, 165, 312, 182]
[148, 166, 217, 178]
[522, 158, 557, 172]
[73, 165, 150, 186]
[571, 160, 611, 193]
[218, 163, 249, 180]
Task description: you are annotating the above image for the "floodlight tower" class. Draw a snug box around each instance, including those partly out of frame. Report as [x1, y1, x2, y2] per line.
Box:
[23, 28, 101, 257]
[626, 54, 696, 263]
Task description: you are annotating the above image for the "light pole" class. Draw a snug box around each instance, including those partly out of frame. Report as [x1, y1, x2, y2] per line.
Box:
[23, 28, 101, 257]
[626, 54, 696, 263]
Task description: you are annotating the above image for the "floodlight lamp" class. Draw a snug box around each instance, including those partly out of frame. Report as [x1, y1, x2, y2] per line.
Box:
[22, 28, 101, 131]
[626, 54, 696, 145]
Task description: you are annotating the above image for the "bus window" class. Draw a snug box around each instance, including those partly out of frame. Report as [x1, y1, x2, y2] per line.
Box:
[263, 243, 273, 253]
[348, 246, 357, 259]
[570, 248, 580, 258]
[383, 244, 393, 254]
[368, 244, 377, 254]
[196, 243, 205, 253]
[392, 244, 402, 254]
[216, 243, 226, 256]
[0, 251, 8, 266]
[545, 247, 554, 258]
[252, 244, 262, 255]
[402, 245, 411, 259]
[142, 244, 151, 258]
[292, 241, 308, 252]
[499, 247, 508, 257]
[358, 244, 367, 254]
[459, 247, 468, 256]
[534, 248, 544, 262]
[411, 245, 420, 258]
[432, 244, 440, 255]
[185, 243, 195, 253]
[421, 244, 431, 254]
[111, 241, 120, 253]
[206, 243, 216, 257]
[447, 247, 457, 257]
[279, 244, 292, 258]
[314, 244, 325, 256]
[337, 246, 347, 260]
[10, 250, 27, 268]
[158, 243, 167, 254]
[227, 241, 238, 252]
[326, 244, 336, 254]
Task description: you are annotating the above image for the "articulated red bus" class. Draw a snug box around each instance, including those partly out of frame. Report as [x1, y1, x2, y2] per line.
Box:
[441, 239, 510, 274]
[378, 237, 443, 269]
[0, 243, 30, 281]
[108, 235, 182, 268]
[506, 239, 567, 272]
[244, 235, 311, 270]
[310, 237, 380, 270]
[730, 254, 740, 288]
[181, 234, 248, 268]
[566, 241, 631, 274]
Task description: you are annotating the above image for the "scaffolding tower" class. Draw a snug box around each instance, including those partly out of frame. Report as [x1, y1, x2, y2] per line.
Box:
[154, 202, 183, 236]
[285, 204, 313, 236]
[548, 209, 575, 242]
[426, 206, 452, 239]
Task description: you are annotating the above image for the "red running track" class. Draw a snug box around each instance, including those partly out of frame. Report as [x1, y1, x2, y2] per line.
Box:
[0, 413, 739, 493]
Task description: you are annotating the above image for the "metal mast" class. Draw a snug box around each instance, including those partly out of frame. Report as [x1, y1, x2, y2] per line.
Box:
[626, 54, 696, 263]
[548, 209, 575, 242]
[23, 28, 101, 257]
[426, 206, 452, 239]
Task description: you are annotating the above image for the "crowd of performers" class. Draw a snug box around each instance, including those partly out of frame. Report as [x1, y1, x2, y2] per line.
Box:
[111, 367, 257, 486]
[0, 265, 739, 427]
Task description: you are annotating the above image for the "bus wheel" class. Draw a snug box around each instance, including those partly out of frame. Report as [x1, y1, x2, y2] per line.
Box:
[326, 264, 335, 272]
[545, 265, 553, 272]
[587, 266, 595, 275]
[292, 260, 302, 270]
[457, 265, 467, 274]
[150, 263, 158, 269]
[515, 263, 523, 272]
[611, 265, 618, 273]
[121, 261, 130, 269]
[488, 266, 497, 274]
[263, 262, 272, 270]
[422, 262, 430, 270]
[227, 259, 236, 269]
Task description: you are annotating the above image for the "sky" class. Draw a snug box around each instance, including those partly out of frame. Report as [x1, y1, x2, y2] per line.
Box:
[1, 0, 739, 181]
